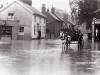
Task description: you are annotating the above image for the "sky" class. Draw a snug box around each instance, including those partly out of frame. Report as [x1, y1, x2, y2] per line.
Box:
[32, 0, 71, 13]
[0, 0, 71, 13]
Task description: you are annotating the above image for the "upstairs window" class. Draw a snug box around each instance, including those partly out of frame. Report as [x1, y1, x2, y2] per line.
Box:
[34, 26, 36, 35]
[40, 17, 41, 23]
[34, 16, 36, 22]
[8, 13, 14, 19]
[8, 13, 14, 16]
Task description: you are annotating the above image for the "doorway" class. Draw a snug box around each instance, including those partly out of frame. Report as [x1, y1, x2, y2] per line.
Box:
[95, 24, 100, 41]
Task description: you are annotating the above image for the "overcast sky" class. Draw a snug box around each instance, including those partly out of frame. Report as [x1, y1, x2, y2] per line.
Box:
[0, 0, 71, 13]
[32, 0, 71, 13]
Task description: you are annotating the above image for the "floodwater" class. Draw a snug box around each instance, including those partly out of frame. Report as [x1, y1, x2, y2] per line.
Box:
[0, 38, 100, 75]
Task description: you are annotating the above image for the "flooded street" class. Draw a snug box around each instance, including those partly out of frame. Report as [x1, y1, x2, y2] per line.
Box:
[0, 39, 100, 75]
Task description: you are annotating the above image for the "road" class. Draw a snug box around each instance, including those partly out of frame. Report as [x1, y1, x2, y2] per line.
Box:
[0, 37, 100, 75]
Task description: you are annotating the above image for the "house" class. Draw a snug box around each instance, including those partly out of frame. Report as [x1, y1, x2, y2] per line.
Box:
[41, 4, 75, 39]
[0, 0, 46, 40]
[41, 4, 65, 38]
[55, 9, 75, 28]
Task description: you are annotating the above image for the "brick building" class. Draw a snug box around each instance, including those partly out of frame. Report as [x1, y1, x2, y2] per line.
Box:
[41, 4, 65, 38]
[41, 4, 75, 39]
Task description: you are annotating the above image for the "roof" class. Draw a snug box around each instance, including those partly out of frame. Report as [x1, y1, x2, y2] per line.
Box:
[48, 12, 61, 21]
[0, 0, 46, 18]
[54, 13, 64, 22]
[46, 11, 64, 22]
[24, 4, 46, 17]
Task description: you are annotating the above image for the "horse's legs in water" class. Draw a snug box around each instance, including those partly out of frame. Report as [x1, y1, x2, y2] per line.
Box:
[62, 42, 64, 50]
[62, 40, 66, 50]
[68, 43, 70, 49]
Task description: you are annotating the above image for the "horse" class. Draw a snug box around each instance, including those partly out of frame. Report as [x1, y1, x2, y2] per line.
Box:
[65, 35, 71, 49]
[60, 31, 71, 50]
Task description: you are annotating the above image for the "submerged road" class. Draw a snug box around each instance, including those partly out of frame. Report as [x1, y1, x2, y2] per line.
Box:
[0, 38, 100, 75]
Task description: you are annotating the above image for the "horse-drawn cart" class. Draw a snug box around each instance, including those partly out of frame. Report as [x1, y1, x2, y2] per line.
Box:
[60, 28, 84, 50]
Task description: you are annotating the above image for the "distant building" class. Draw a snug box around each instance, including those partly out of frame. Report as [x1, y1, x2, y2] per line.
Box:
[55, 9, 75, 28]
[0, 0, 46, 40]
[41, 4, 75, 38]
[41, 4, 64, 38]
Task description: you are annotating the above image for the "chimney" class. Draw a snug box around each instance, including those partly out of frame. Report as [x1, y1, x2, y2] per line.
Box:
[41, 4, 46, 14]
[0, 4, 3, 8]
[51, 5, 55, 14]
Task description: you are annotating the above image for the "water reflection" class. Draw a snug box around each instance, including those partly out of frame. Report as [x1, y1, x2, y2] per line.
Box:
[0, 39, 100, 75]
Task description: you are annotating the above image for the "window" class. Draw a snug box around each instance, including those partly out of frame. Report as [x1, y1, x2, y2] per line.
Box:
[19, 27, 24, 32]
[8, 13, 14, 16]
[37, 23, 39, 31]
[34, 26, 36, 35]
[34, 16, 36, 22]
[44, 26, 46, 34]
[8, 13, 14, 19]
[40, 17, 41, 23]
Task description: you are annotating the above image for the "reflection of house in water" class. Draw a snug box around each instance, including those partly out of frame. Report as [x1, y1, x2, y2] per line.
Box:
[0, 0, 46, 40]
[41, 4, 74, 39]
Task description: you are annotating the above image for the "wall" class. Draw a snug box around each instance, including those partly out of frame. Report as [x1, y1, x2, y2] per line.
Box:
[44, 12, 63, 38]
[32, 15, 46, 39]
[6, 20, 19, 40]
[45, 12, 56, 34]
[55, 21, 62, 38]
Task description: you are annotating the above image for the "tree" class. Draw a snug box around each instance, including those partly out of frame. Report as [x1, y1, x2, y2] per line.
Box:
[78, 0, 99, 29]
[69, 0, 79, 25]
[69, 0, 99, 40]
[69, 0, 99, 29]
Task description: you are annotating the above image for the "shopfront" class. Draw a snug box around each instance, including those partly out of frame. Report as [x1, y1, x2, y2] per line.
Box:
[94, 19, 100, 41]
[0, 25, 12, 40]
